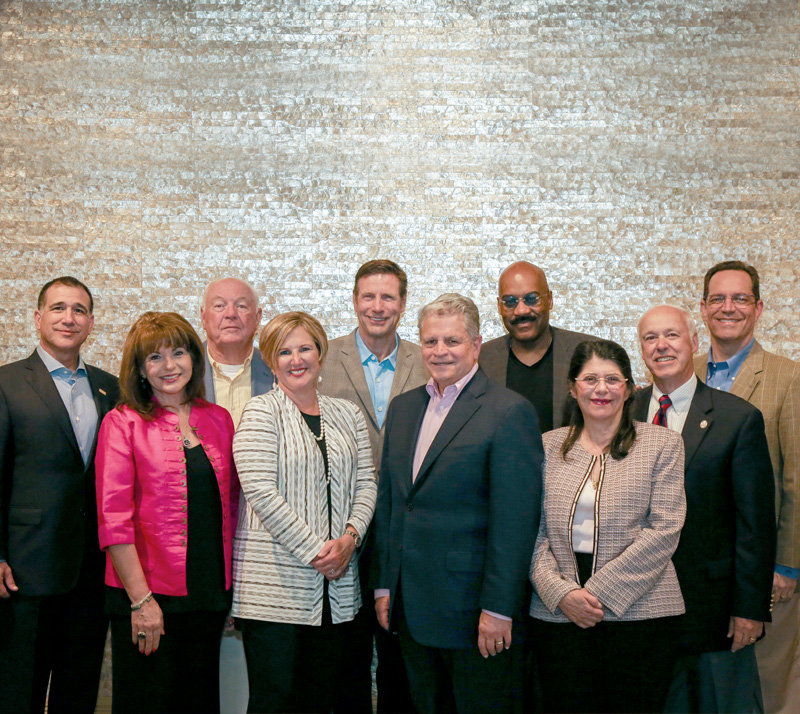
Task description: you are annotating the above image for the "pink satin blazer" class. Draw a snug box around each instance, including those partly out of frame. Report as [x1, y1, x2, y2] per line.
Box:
[96, 401, 239, 596]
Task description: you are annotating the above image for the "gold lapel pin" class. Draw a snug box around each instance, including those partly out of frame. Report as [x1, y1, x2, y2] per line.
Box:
[700, 419, 708, 429]
[99, 389, 107, 396]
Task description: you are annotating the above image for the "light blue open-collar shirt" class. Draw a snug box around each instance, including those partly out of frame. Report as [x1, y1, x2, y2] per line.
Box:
[37, 345, 98, 466]
[355, 329, 399, 429]
[705, 338, 755, 392]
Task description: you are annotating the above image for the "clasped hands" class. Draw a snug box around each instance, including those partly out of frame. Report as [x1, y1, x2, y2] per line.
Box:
[310, 533, 356, 581]
[558, 588, 605, 629]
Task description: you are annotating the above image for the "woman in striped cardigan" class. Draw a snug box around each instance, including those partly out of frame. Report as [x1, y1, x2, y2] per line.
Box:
[231, 311, 377, 714]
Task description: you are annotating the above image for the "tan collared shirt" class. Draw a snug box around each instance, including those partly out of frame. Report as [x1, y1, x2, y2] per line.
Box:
[209, 348, 254, 427]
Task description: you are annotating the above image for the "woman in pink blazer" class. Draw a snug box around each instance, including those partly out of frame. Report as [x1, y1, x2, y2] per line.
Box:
[96, 312, 238, 714]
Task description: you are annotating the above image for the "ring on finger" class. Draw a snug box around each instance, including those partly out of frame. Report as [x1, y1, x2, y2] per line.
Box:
[137, 632, 146, 640]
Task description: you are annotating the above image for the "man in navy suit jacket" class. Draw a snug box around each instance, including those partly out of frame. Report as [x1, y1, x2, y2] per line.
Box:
[375, 293, 543, 714]
[0, 277, 119, 714]
[635, 304, 775, 714]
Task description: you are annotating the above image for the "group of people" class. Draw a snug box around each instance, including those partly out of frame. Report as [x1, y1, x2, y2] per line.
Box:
[0, 257, 796, 714]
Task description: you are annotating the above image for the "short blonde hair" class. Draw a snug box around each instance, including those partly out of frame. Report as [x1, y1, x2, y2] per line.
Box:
[259, 311, 328, 371]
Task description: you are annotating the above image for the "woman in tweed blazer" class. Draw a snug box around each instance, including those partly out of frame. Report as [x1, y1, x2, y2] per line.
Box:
[530, 339, 686, 714]
[231, 312, 377, 714]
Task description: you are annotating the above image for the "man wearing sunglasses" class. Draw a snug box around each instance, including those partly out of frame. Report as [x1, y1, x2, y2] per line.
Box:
[479, 261, 598, 432]
[694, 260, 800, 714]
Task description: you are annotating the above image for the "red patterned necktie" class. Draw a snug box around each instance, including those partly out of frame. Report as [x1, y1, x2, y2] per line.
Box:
[653, 394, 672, 428]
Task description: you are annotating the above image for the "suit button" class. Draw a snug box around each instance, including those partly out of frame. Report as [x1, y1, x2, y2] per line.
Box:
[406, 503, 413, 511]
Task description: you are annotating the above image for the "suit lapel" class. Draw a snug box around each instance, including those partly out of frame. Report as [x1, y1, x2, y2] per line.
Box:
[24, 352, 82, 459]
[395, 389, 429, 497]
[681, 382, 714, 470]
[339, 334, 379, 427]
[86, 365, 113, 466]
[635, 383, 713, 470]
[410, 373, 485, 495]
[729, 342, 763, 403]
[250, 349, 274, 397]
[551, 328, 570, 427]
[203, 349, 216, 401]
[632, 386, 651, 422]
[389, 341, 417, 404]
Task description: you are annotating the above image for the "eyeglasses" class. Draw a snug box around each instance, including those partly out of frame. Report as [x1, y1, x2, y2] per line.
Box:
[499, 291, 550, 309]
[705, 294, 756, 308]
[575, 375, 628, 388]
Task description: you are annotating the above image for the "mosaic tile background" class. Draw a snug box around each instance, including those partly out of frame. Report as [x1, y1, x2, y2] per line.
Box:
[1, 0, 798, 383]
[1, 0, 798, 704]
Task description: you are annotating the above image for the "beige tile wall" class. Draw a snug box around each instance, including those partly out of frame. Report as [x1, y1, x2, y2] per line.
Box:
[2, 0, 798, 386]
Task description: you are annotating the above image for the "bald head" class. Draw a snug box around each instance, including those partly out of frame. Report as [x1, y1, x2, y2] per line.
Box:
[201, 278, 262, 363]
[497, 261, 553, 347]
[638, 304, 699, 395]
[499, 262, 549, 295]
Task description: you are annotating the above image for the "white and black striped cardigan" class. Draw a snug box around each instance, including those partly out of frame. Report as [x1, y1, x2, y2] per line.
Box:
[231, 386, 377, 625]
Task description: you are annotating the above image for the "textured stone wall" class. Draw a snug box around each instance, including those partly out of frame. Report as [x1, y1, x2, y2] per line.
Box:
[2, 0, 799, 384]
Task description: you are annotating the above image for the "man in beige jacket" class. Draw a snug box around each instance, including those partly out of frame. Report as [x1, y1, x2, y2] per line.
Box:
[695, 260, 800, 714]
[319, 259, 426, 713]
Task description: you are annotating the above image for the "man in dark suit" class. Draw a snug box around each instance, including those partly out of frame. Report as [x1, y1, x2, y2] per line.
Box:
[0, 276, 119, 714]
[479, 261, 597, 431]
[375, 293, 544, 714]
[634, 304, 775, 714]
[319, 260, 426, 714]
[200, 277, 272, 714]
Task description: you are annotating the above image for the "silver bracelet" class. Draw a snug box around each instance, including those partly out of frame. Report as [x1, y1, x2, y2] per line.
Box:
[130, 591, 153, 611]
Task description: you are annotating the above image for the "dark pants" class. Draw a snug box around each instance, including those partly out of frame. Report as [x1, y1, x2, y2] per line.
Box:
[338, 533, 415, 714]
[240, 612, 359, 714]
[533, 615, 679, 714]
[397, 617, 525, 714]
[0, 566, 108, 714]
[110, 610, 226, 714]
[664, 647, 764, 714]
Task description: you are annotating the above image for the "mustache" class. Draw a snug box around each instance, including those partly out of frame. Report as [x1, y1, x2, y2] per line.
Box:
[510, 315, 537, 326]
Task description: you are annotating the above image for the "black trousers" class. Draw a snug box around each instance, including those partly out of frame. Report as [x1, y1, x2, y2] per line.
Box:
[532, 615, 679, 714]
[0, 564, 108, 714]
[110, 609, 226, 714]
[397, 617, 525, 714]
[240, 611, 359, 714]
[337, 531, 416, 714]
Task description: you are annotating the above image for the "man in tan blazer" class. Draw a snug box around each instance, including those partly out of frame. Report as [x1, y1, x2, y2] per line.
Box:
[695, 260, 800, 714]
[319, 259, 426, 713]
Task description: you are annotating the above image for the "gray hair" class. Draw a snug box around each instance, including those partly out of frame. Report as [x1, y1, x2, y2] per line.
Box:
[418, 293, 481, 342]
[202, 277, 260, 309]
[637, 303, 698, 339]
